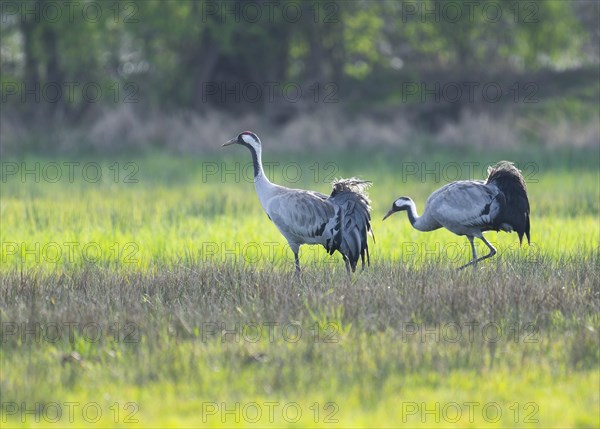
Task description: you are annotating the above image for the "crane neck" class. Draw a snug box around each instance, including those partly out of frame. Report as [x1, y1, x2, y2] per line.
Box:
[245, 143, 272, 187]
[404, 200, 439, 232]
[405, 201, 428, 231]
[405, 201, 419, 226]
[244, 143, 277, 212]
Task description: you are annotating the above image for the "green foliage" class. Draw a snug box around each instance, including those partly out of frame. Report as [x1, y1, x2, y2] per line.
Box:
[1, 0, 593, 119]
[395, 0, 584, 71]
[341, 3, 385, 79]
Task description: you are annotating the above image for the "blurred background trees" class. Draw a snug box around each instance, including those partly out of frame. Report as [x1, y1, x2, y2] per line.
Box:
[1, 0, 598, 152]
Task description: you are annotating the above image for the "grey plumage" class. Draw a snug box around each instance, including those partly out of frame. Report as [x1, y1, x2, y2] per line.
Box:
[223, 132, 373, 273]
[383, 161, 530, 269]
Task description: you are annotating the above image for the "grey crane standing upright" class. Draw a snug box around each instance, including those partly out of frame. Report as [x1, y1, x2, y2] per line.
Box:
[383, 161, 530, 269]
[223, 131, 374, 274]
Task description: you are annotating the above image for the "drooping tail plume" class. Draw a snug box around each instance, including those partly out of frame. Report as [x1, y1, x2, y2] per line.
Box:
[328, 178, 374, 272]
[486, 161, 531, 244]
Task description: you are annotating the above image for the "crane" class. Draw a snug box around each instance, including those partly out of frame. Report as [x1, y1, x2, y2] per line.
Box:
[383, 161, 530, 269]
[223, 131, 374, 274]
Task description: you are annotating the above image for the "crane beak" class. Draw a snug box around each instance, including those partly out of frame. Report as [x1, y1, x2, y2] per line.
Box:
[382, 209, 395, 221]
[222, 137, 238, 147]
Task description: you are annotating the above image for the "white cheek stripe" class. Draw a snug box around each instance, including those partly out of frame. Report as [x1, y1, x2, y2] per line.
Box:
[242, 134, 255, 144]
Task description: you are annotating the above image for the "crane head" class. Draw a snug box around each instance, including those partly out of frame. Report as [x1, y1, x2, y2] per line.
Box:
[223, 131, 261, 150]
[382, 197, 412, 221]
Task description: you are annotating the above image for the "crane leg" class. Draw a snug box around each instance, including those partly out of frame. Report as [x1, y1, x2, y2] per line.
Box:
[294, 252, 301, 273]
[458, 235, 497, 270]
[360, 246, 370, 272]
[342, 255, 352, 276]
[476, 235, 497, 263]
[457, 236, 478, 270]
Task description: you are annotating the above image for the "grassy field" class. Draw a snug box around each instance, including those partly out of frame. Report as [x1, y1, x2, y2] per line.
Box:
[1, 146, 599, 427]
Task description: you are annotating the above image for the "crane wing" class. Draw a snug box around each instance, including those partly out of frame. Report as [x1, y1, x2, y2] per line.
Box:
[265, 190, 338, 246]
[428, 181, 503, 229]
[328, 185, 373, 270]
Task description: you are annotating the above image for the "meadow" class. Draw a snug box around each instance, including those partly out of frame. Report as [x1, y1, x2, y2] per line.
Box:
[1, 145, 598, 427]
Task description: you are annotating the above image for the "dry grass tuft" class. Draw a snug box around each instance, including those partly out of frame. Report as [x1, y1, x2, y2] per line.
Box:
[2, 259, 597, 344]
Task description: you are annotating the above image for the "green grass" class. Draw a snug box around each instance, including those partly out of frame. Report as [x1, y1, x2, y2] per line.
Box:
[1, 147, 599, 427]
[2, 148, 598, 269]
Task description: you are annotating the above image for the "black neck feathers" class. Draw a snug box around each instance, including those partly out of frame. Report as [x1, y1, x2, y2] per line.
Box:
[241, 142, 260, 178]
[405, 206, 417, 226]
